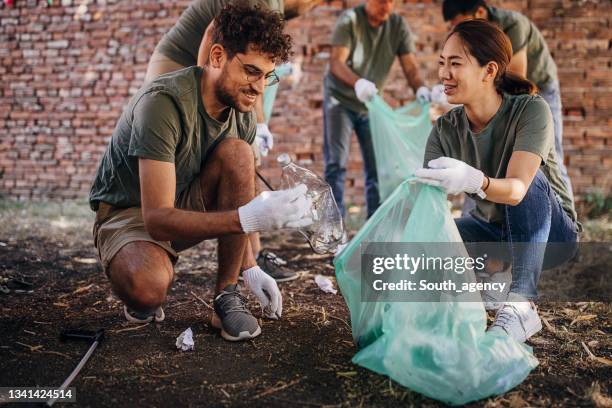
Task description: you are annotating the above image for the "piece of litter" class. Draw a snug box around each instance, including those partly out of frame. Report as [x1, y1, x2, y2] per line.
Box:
[175, 328, 194, 351]
[73, 257, 98, 264]
[315, 275, 337, 294]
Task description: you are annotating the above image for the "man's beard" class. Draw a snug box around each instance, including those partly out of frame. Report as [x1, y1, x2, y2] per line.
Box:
[214, 75, 240, 111]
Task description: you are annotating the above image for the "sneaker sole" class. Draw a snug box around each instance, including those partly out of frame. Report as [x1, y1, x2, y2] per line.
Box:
[211, 312, 261, 341]
[220, 326, 262, 342]
[124, 306, 165, 324]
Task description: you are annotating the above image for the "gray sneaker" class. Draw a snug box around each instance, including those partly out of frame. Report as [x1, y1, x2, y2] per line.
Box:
[213, 284, 261, 341]
[255, 250, 298, 282]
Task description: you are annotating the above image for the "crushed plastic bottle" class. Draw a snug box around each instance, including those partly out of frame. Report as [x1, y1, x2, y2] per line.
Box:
[277, 153, 347, 254]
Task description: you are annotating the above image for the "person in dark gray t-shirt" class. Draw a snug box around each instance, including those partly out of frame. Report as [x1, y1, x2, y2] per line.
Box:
[324, 0, 430, 219]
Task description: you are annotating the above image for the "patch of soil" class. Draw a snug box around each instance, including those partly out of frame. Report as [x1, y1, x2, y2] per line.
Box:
[0, 204, 610, 407]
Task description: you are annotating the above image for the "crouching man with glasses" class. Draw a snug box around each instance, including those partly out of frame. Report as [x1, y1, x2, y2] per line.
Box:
[89, 3, 312, 341]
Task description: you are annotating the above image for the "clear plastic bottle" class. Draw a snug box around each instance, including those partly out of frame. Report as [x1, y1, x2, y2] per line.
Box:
[277, 153, 347, 254]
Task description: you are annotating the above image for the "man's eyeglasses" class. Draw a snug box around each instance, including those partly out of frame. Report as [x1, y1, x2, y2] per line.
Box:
[234, 54, 280, 87]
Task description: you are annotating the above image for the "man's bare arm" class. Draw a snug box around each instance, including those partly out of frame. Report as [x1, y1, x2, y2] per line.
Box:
[139, 158, 242, 242]
[197, 21, 215, 67]
[283, 0, 323, 20]
[398, 53, 425, 93]
[507, 47, 528, 78]
[284, 0, 320, 19]
[329, 45, 360, 87]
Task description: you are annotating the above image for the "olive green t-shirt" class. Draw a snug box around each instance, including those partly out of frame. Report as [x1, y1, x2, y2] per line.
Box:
[324, 4, 416, 114]
[155, 0, 284, 67]
[488, 6, 558, 88]
[423, 93, 577, 226]
[89, 66, 256, 210]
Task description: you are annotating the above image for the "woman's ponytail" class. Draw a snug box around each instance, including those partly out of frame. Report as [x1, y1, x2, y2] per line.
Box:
[496, 71, 538, 95]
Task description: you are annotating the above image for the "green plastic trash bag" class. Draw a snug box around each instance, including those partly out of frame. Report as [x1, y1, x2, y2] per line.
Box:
[263, 63, 293, 124]
[366, 96, 432, 201]
[334, 180, 538, 405]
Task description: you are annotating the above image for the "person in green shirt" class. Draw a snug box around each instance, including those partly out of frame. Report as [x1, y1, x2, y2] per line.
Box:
[441, 0, 573, 196]
[89, 3, 312, 342]
[324, 0, 430, 218]
[145, 0, 324, 282]
[416, 20, 579, 343]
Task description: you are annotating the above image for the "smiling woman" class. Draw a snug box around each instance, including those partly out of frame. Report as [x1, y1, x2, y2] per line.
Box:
[438, 19, 536, 106]
[416, 19, 579, 344]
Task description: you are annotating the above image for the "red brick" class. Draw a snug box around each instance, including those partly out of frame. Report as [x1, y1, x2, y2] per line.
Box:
[0, 0, 610, 214]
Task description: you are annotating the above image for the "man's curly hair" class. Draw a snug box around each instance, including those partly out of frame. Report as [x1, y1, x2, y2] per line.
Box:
[212, 1, 293, 64]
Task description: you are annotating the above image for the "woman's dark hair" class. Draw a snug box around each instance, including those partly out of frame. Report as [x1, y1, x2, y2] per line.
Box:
[449, 19, 537, 95]
[212, 1, 293, 64]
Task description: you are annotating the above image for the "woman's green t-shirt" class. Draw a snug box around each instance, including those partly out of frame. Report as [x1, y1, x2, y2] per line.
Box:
[423, 93, 577, 226]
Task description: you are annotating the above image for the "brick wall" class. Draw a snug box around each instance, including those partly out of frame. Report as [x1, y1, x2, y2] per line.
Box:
[1, 0, 610, 215]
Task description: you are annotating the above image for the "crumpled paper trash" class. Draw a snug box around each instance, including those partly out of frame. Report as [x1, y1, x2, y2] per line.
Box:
[175, 327, 194, 351]
[315, 275, 337, 294]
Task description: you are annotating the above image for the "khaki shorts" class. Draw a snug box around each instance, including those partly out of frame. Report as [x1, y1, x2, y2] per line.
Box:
[93, 176, 206, 276]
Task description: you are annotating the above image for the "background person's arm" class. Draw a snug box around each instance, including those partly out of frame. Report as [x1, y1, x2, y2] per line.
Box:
[398, 53, 425, 93]
[507, 47, 528, 78]
[197, 20, 215, 67]
[139, 158, 242, 242]
[283, 0, 323, 20]
[329, 45, 360, 87]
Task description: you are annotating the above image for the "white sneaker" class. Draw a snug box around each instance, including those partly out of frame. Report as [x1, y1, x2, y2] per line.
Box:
[488, 292, 542, 342]
[477, 269, 511, 311]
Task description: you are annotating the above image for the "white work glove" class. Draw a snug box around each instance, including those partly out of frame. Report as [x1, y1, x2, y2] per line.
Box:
[430, 84, 448, 105]
[415, 157, 484, 195]
[354, 78, 378, 103]
[243, 266, 282, 319]
[238, 184, 313, 233]
[255, 123, 273, 157]
[416, 86, 432, 103]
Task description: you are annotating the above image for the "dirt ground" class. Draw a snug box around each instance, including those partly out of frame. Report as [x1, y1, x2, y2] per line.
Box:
[0, 199, 610, 408]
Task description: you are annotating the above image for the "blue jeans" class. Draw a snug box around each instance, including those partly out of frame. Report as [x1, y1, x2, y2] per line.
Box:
[456, 170, 578, 299]
[323, 92, 379, 218]
[540, 80, 573, 197]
